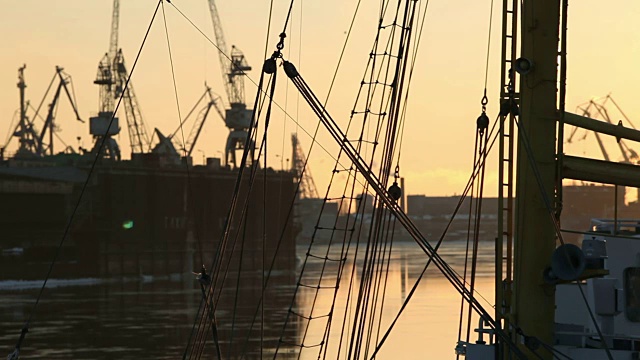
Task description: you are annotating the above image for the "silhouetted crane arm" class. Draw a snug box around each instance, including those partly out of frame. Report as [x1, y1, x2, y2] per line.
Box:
[186, 88, 224, 157]
[38, 67, 83, 155]
[206, 0, 251, 106]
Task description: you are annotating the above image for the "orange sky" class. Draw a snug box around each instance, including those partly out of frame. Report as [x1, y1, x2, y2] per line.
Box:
[1, 0, 639, 196]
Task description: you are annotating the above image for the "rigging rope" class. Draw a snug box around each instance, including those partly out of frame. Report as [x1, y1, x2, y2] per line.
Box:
[272, 2, 419, 356]
[464, 112, 490, 345]
[166, 1, 356, 181]
[282, 61, 527, 358]
[7, 3, 162, 358]
[456, 125, 482, 358]
[181, 57, 267, 360]
[370, 113, 501, 359]
[160, 0, 206, 272]
[187, 50, 286, 359]
[514, 116, 614, 360]
[457, 16, 494, 342]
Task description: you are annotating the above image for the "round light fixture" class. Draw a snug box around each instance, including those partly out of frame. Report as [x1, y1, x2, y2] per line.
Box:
[514, 57, 534, 75]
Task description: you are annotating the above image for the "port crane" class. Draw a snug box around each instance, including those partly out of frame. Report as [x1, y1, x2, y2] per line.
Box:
[9, 65, 40, 157]
[91, 0, 150, 160]
[206, 0, 253, 167]
[37, 66, 83, 156]
[168, 85, 225, 158]
[291, 133, 319, 199]
[568, 96, 639, 164]
[5, 65, 82, 158]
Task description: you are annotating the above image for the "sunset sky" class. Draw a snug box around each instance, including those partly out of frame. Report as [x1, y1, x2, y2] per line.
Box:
[1, 0, 639, 197]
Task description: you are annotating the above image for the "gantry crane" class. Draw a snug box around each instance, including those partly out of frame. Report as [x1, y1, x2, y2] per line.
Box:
[206, 0, 253, 167]
[91, 0, 150, 160]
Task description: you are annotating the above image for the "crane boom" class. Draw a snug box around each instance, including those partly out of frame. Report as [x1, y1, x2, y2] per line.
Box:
[206, 0, 230, 100]
[38, 67, 83, 156]
[170, 86, 225, 157]
[206, 0, 253, 167]
[186, 88, 224, 157]
[94, 0, 119, 114]
[206, 0, 251, 106]
[115, 49, 151, 154]
[109, 0, 119, 62]
[573, 98, 640, 164]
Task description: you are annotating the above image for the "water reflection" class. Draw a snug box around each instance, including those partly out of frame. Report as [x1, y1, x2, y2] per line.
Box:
[1, 240, 495, 359]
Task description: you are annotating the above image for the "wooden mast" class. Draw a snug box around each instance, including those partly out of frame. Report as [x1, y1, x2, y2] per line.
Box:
[512, 0, 560, 358]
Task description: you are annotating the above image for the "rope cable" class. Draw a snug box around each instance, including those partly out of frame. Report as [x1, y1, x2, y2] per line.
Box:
[286, 63, 526, 358]
[370, 115, 502, 359]
[514, 116, 614, 360]
[456, 130, 481, 358]
[167, 2, 353, 182]
[160, 0, 206, 269]
[8, 2, 162, 357]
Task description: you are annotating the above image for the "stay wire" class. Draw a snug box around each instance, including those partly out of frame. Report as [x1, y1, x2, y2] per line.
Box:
[322, 0, 363, 106]
[160, 0, 205, 269]
[167, 1, 347, 180]
[456, 129, 481, 357]
[183, 64, 267, 360]
[270, 1, 388, 350]
[274, 56, 384, 356]
[372, 212, 396, 356]
[393, 0, 431, 168]
[483, 0, 495, 90]
[196, 75, 275, 358]
[353, 1, 417, 355]
[514, 117, 614, 360]
[263, 0, 275, 60]
[217, 85, 275, 354]
[237, 73, 372, 360]
[331, 179, 370, 359]
[369, 115, 502, 360]
[235, 77, 335, 360]
[209, 77, 273, 314]
[287, 71, 525, 358]
[363, 208, 396, 358]
[9, 2, 162, 356]
[280, 0, 297, 40]
[260, 65, 280, 359]
[203, 72, 277, 359]
[345, 6, 403, 354]
[382, 0, 417, 181]
[465, 130, 489, 344]
[300, 25, 400, 352]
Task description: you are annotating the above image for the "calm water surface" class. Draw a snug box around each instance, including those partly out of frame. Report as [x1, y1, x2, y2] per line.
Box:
[0, 241, 495, 359]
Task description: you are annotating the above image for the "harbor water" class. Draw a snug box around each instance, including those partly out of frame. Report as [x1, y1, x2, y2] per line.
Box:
[0, 240, 495, 359]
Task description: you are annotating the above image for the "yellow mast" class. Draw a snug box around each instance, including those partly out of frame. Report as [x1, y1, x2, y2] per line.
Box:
[512, 0, 560, 358]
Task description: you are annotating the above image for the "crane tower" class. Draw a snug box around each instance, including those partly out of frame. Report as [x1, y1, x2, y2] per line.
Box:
[206, 0, 254, 167]
[91, 0, 150, 160]
[291, 134, 319, 199]
[90, 0, 121, 160]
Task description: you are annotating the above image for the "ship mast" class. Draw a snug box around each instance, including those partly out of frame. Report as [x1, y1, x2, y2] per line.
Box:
[511, 0, 560, 357]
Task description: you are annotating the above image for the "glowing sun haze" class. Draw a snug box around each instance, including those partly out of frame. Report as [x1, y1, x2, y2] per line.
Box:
[1, 0, 639, 197]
